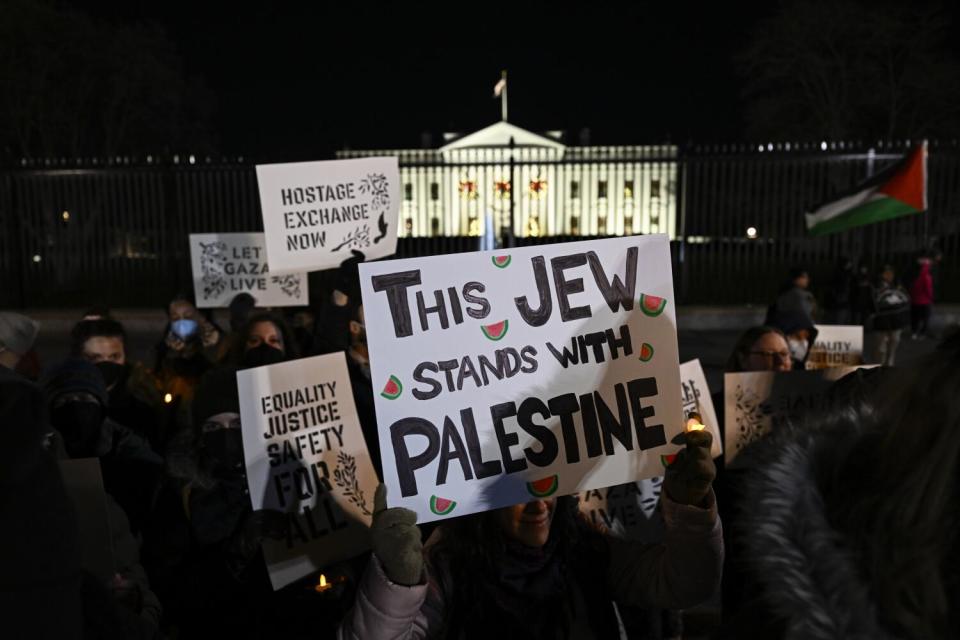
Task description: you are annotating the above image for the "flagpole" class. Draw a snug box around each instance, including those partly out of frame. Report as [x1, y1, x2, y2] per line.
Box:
[501, 70, 508, 122]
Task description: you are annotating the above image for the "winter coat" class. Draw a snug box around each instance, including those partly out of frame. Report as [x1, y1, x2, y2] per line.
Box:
[772, 286, 816, 325]
[723, 422, 901, 639]
[109, 362, 165, 452]
[909, 263, 934, 306]
[339, 492, 723, 639]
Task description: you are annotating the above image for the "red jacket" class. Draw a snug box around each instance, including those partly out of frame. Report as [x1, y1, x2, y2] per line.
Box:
[910, 263, 934, 305]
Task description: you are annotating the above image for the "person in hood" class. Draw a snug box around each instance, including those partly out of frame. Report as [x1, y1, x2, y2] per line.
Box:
[910, 256, 934, 340]
[42, 358, 163, 536]
[230, 311, 299, 370]
[0, 311, 40, 374]
[767, 311, 818, 371]
[339, 429, 723, 639]
[767, 267, 816, 327]
[215, 292, 259, 362]
[725, 334, 960, 639]
[73, 318, 165, 452]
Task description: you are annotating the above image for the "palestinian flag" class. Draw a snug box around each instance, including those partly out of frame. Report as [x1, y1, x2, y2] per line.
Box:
[805, 141, 927, 236]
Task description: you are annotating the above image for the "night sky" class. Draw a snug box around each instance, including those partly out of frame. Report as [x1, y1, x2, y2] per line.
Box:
[72, 1, 775, 160]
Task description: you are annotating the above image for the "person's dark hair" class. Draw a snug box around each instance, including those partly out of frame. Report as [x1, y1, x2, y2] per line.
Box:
[228, 293, 257, 333]
[824, 332, 960, 638]
[80, 306, 111, 320]
[70, 319, 126, 356]
[726, 326, 786, 372]
[427, 496, 615, 638]
[229, 311, 300, 365]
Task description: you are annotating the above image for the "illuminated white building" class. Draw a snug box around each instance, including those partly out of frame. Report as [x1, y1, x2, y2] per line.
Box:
[338, 121, 678, 239]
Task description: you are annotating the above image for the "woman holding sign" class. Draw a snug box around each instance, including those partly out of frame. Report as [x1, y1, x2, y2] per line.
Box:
[339, 427, 721, 639]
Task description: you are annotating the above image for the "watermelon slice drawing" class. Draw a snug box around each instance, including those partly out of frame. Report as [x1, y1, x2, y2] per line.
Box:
[639, 343, 655, 362]
[639, 294, 667, 317]
[660, 454, 678, 468]
[481, 319, 509, 341]
[492, 255, 512, 268]
[526, 475, 559, 498]
[430, 495, 457, 516]
[380, 375, 403, 400]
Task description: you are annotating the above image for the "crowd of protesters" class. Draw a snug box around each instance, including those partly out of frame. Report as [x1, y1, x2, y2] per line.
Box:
[1, 248, 957, 640]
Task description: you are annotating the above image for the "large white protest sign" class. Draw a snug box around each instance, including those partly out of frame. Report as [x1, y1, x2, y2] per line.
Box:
[724, 367, 864, 464]
[256, 157, 400, 273]
[360, 234, 684, 524]
[188, 233, 309, 308]
[806, 325, 864, 370]
[237, 353, 378, 590]
[679, 359, 722, 458]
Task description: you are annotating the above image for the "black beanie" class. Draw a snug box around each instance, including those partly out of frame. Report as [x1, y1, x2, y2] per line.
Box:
[40, 358, 109, 407]
[192, 368, 241, 425]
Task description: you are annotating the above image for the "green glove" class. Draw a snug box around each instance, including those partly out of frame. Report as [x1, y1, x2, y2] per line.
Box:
[663, 430, 716, 507]
[371, 484, 423, 586]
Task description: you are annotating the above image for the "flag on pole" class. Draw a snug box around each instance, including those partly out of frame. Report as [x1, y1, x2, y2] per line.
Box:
[805, 141, 927, 236]
[493, 77, 506, 98]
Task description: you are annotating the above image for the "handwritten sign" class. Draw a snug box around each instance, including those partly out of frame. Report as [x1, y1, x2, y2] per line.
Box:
[188, 232, 309, 308]
[256, 157, 400, 273]
[360, 235, 683, 523]
[724, 367, 863, 464]
[806, 325, 864, 370]
[679, 359, 722, 458]
[237, 353, 378, 590]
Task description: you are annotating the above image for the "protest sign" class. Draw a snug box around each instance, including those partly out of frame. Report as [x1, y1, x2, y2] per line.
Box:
[59, 458, 113, 583]
[577, 478, 666, 541]
[679, 359, 722, 458]
[188, 232, 309, 308]
[724, 367, 863, 464]
[237, 352, 377, 590]
[806, 325, 864, 369]
[256, 157, 400, 273]
[360, 234, 684, 523]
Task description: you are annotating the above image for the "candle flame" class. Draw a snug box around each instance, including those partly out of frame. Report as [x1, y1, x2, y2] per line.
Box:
[319, 574, 327, 587]
[163, 393, 173, 404]
[686, 419, 706, 432]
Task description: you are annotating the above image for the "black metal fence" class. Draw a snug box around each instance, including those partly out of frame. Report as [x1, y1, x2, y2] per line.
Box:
[1, 142, 957, 309]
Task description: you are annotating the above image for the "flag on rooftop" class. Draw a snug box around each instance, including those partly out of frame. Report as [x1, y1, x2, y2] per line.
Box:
[805, 141, 927, 236]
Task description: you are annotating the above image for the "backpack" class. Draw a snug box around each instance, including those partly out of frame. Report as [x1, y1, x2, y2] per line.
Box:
[869, 285, 910, 331]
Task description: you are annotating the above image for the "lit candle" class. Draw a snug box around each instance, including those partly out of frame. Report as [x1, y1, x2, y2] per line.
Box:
[314, 574, 332, 593]
[685, 418, 706, 432]
[163, 393, 173, 404]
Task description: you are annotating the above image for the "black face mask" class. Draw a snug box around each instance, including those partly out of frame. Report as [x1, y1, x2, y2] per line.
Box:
[241, 343, 286, 369]
[202, 429, 245, 477]
[51, 401, 104, 458]
[95, 361, 126, 391]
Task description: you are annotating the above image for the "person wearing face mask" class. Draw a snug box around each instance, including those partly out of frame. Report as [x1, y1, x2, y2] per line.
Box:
[340, 429, 722, 639]
[72, 318, 165, 452]
[40, 359, 163, 632]
[767, 311, 818, 371]
[42, 359, 163, 537]
[230, 311, 299, 370]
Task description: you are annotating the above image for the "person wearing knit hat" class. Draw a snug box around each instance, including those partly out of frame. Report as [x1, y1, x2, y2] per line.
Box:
[0, 311, 40, 371]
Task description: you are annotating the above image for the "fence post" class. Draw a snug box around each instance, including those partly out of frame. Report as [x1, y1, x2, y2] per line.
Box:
[676, 146, 688, 304]
[507, 136, 516, 248]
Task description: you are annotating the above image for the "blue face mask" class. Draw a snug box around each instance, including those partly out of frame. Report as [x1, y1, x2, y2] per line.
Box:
[171, 318, 199, 341]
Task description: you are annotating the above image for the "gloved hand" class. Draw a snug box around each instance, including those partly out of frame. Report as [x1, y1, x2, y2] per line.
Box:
[663, 430, 716, 507]
[371, 484, 423, 586]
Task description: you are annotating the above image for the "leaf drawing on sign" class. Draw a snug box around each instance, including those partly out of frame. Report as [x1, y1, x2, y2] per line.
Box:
[333, 450, 371, 516]
[358, 173, 391, 212]
[270, 274, 302, 299]
[734, 384, 773, 453]
[373, 211, 388, 244]
[331, 224, 371, 252]
[198, 241, 228, 300]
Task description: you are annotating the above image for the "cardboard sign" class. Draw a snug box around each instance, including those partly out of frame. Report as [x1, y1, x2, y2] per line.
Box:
[806, 325, 864, 369]
[188, 232, 309, 308]
[577, 479, 666, 541]
[256, 157, 400, 273]
[679, 359, 722, 458]
[237, 353, 378, 590]
[724, 367, 863, 464]
[59, 458, 113, 583]
[360, 234, 683, 523]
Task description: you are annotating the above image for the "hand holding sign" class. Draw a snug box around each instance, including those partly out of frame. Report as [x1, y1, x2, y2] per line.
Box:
[663, 429, 716, 507]
[371, 484, 423, 586]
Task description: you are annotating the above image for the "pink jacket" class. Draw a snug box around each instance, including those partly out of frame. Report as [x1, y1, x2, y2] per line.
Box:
[910, 264, 933, 305]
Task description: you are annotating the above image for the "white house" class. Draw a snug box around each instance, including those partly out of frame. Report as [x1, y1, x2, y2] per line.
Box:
[338, 121, 678, 240]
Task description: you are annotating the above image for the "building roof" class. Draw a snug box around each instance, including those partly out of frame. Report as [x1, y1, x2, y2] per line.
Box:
[439, 121, 566, 153]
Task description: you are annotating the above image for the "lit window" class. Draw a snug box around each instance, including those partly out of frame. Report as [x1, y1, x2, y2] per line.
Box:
[430, 183, 439, 201]
[598, 180, 608, 199]
[624, 180, 634, 199]
[404, 183, 413, 201]
[650, 179, 661, 199]
[570, 180, 580, 199]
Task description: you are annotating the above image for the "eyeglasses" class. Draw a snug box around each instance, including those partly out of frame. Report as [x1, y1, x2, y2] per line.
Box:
[748, 350, 791, 362]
